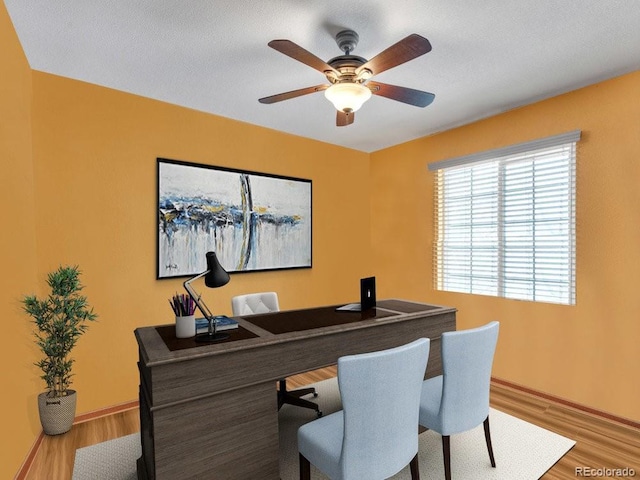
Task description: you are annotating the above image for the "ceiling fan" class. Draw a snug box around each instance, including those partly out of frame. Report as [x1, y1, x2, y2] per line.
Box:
[259, 30, 435, 127]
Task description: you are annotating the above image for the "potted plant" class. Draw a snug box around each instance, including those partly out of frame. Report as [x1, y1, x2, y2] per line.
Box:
[22, 265, 97, 435]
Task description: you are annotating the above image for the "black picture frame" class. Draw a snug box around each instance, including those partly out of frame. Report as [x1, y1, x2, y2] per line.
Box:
[157, 158, 312, 279]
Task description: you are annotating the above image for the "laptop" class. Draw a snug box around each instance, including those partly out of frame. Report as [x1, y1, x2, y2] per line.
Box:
[336, 276, 376, 312]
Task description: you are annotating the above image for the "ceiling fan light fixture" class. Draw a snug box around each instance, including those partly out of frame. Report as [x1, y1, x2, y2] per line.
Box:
[324, 82, 372, 113]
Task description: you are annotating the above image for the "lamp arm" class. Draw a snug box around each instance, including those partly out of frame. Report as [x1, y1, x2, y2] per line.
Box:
[183, 271, 217, 335]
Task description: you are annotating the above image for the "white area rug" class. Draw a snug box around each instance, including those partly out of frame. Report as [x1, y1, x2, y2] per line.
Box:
[72, 432, 139, 480]
[73, 378, 575, 479]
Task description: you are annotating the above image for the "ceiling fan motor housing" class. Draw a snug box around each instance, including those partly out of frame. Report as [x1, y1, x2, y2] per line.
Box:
[327, 30, 372, 84]
[328, 55, 366, 69]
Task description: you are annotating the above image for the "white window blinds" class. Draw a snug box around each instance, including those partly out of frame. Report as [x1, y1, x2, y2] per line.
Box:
[430, 131, 579, 305]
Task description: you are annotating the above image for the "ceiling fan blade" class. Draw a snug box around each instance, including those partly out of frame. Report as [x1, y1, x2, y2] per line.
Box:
[268, 40, 339, 75]
[356, 34, 432, 76]
[336, 110, 354, 127]
[259, 84, 328, 104]
[368, 81, 435, 107]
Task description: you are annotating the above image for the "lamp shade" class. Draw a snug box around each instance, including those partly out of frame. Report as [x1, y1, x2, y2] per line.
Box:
[204, 251, 230, 288]
[324, 82, 372, 112]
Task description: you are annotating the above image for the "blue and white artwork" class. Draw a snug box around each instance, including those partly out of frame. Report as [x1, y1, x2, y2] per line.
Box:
[157, 159, 312, 278]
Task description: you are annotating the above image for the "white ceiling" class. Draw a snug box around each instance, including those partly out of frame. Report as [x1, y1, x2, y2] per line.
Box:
[5, 0, 640, 153]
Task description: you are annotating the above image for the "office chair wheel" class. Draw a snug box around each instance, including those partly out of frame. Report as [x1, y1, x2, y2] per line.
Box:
[313, 392, 319, 398]
[317, 410, 323, 418]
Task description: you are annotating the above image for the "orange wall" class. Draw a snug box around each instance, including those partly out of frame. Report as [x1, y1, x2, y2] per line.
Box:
[370, 71, 640, 421]
[0, 1, 39, 477]
[27, 71, 372, 421]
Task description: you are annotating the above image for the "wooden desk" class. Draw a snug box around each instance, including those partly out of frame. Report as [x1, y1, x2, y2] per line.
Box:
[135, 299, 456, 479]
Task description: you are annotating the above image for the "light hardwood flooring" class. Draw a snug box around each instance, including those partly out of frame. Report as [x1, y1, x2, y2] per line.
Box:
[22, 366, 639, 479]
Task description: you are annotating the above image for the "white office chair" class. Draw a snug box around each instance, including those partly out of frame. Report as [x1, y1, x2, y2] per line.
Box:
[231, 292, 321, 417]
[298, 338, 430, 480]
[418, 321, 500, 480]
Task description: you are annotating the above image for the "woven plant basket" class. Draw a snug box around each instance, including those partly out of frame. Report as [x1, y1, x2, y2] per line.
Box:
[37, 390, 77, 435]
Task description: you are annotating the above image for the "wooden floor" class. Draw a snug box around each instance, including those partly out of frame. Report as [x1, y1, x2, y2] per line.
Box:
[22, 366, 639, 480]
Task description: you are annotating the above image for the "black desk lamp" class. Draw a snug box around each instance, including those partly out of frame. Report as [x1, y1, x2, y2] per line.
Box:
[183, 251, 231, 342]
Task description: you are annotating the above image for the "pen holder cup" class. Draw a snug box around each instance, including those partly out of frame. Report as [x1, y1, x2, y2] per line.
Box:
[175, 315, 196, 338]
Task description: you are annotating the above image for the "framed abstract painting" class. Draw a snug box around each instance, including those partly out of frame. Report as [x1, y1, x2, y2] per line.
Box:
[157, 158, 312, 279]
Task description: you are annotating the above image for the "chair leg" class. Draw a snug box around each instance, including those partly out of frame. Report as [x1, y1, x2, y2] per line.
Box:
[278, 379, 322, 417]
[483, 416, 496, 467]
[409, 453, 420, 480]
[288, 386, 318, 398]
[299, 453, 311, 480]
[441, 435, 451, 480]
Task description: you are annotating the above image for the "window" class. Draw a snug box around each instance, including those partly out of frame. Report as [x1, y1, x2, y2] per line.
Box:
[429, 131, 579, 305]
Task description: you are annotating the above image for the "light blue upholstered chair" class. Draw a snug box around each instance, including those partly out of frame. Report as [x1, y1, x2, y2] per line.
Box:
[418, 321, 500, 480]
[231, 292, 321, 416]
[298, 338, 430, 480]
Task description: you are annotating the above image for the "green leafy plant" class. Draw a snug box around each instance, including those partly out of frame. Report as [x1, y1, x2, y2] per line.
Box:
[22, 266, 98, 398]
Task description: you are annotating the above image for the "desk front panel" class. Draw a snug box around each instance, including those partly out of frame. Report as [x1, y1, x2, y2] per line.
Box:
[152, 382, 278, 479]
